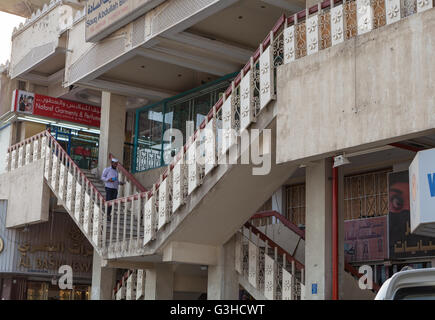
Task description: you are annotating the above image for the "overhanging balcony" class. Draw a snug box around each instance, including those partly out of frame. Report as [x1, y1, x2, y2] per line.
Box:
[8, 0, 82, 84]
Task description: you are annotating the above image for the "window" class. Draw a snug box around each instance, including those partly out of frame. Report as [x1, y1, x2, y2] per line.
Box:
[285, 184, 306, 226]
[394, 286, 435, 300]
[344, 169, 391, 220]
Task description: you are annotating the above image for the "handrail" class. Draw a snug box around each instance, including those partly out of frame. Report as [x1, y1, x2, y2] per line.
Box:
[251, 210, 305, 239]
[45, 131, 105, 201]
[250, 211, 381, 292]
[109, 153, 147, 193]
[245, 221, 305, 271]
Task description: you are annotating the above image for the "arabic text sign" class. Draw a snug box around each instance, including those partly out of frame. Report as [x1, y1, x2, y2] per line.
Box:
[409, 148, 435, 237]
[389, 170, 435, 259]
[12, 90, 101, 127]
[85, 0, 157, 42]
[344, 216, 388, 262]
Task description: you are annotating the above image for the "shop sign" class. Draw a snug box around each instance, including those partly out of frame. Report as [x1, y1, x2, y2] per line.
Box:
[12, 90, 101, 128]
[389, 170, 435, 259]
[85, 0, 163, 42]
[409, 148, 435, 237]
[344, 216, 388, 262]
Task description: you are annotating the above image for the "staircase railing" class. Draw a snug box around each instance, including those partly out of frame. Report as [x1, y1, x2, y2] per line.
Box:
[237, 223, 306, 300]
[113, 269, 146, 300]
[7, 0, 431, 259]
[249, 210, 381, 293]
[109, 153, 147, 198]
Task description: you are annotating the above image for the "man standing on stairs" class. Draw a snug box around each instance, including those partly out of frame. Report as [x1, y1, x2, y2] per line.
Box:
[101, 158, 125, 218]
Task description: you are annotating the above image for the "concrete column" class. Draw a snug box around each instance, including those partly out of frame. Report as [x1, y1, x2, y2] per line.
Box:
[338, 167, 345, 300]
[90, 251, 117, 300]
[207, 236, 239, 300]
[305, 158, 333, 300]
[145, 264, 174, 300]
[272, 186, 286, 216]
[98, 91, 126, 174]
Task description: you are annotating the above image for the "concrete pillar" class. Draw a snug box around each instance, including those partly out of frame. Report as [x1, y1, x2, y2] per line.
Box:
[338, 167, 345, 299]
[145, 264, 174, 300]
[207, 236, 239, 300]
[272, 186, 286, 216]
[98, 91, 126, 174]
[90, 251, 117, 300]
[305, 158, 333, 300]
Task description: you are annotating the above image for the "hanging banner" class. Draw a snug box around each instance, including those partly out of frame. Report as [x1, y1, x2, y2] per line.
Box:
[344, 216, 388, 262]
[12, 90, 101, 128]
[389, 171, 435, 259]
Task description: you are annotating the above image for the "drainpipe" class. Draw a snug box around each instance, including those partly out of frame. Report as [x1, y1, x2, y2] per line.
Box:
[332, 163, 339, 300]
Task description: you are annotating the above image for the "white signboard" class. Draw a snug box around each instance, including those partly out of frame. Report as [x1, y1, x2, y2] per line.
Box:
[86, 0, 164, 42]
[409, 148, 435, 237]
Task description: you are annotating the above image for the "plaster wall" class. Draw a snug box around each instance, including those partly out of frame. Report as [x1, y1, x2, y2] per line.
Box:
[277, 9, 435, 164]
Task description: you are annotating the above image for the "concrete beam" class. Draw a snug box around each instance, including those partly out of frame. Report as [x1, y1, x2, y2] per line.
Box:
[164, 32, 253, 64]
[101, 259, 155, 270]
[85, 78, 178, 101]
[261, 0, 305, 12]
[163, 241, 219, 266]
[136, 46, 236, 76]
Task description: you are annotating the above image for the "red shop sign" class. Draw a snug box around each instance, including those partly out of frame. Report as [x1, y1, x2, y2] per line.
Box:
[12, 90, 101, 128]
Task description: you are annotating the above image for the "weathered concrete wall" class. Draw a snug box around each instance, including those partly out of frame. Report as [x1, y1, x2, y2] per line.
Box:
[277, 9, 435, 164]
[0, 158, 50, 228]
[134, 166, 166, 190]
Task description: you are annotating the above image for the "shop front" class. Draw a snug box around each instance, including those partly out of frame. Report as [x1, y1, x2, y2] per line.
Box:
[11, 90, 101, 170]
[0, 200, 93, 300]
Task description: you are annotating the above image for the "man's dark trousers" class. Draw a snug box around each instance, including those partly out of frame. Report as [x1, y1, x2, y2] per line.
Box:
[106, 187, 118, 219]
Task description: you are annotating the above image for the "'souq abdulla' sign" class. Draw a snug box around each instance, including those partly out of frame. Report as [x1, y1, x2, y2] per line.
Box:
[85, 0, 164, 42]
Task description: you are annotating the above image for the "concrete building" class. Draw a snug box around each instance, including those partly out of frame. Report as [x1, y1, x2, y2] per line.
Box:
[0, 0, 434, 300]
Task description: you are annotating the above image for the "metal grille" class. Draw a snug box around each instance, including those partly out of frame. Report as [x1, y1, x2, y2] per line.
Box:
[344, 169, 390, 220]
[285, 184, 306, 226]
[132, 16, 146, 48]
[11, 42, 56, 79]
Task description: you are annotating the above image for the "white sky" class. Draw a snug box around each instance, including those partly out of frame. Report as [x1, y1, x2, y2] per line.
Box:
[0, 12, 26, 65]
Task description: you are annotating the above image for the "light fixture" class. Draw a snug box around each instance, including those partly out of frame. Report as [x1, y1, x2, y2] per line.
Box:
[333, 154, 351, 168]
[200, 265, 208, 271]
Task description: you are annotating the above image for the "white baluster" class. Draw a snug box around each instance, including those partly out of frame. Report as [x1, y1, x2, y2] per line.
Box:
[17, 145, 24, 168]
[83, 185, 92, 235]
[10, 149, 16, 171]
[172, 161, 185, 213]
[44, 140, 52, 180]
[417, 0, 433, 12]
[331, 4, 345, 45]
[221, 92, 236, 155]
[58, 154, 66, 201]
[74, 176, 83, 224]
[264, 254, 277, 300]
[385, 0, 401, 24]
[5, 151, 10, 172]
[235, 233, 243, 274]
[357, 0, 374, 35]
[143, 193, 156, 245]
[92, 195, 102, 247]
[41, 136, 47, 159]
[259, 41, 275, 110]
[66, 166, 76, 212]
[33, 138, 40, 161]
[204, 118, 216, 176]
[136, 269, 146, 300]
[282, 268, 294, 300]
[123, 199, 128, 251]
[51, 148, 59, 192]
[306, 13, 319, 55]
[25, 142, 32, 165]
[187, 138, 201, 195]
[126, 271, 137, 300]
[240, 60, 255, 132]
[248, 239, 259, 289]
[284, 24, 296, 64]
[158, 173, 171, 230]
